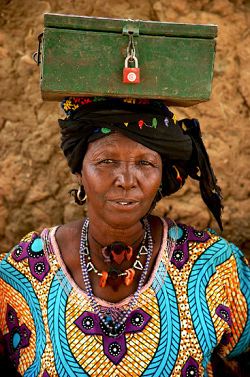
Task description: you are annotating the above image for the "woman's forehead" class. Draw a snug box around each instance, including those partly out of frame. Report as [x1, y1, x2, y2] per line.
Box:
[87, 132, 159, 154]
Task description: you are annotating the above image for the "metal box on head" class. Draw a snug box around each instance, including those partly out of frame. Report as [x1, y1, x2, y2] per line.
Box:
[34, 13, 218, 106]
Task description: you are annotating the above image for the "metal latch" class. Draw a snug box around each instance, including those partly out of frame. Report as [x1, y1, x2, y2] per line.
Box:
[32, 32, 43, 66]
[122, 26, 139, 36]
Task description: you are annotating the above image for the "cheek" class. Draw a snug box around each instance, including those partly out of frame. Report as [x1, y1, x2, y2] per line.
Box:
[80, 167, 92, 191]
[141, 170, 162, 196]
[80, 168, 107, 196]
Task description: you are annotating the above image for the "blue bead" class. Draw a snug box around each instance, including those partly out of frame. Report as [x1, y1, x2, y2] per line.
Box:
[177, 226, 183, 239]
[169, 226, 183, 240]
[31, 238, 43, 252]
[13, 332, 21, 349]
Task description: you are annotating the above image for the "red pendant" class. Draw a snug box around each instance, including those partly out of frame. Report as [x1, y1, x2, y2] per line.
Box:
[124, 268, 135, 286]
[99, 271, 108, 287]
[108, 268, 122, 292]
[125, 246, 133, 261]
[111, 242, 126, 264]
[102, 246, 112, 265]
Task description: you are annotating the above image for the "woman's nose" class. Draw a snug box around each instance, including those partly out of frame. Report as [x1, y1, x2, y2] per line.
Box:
[115, 164, 137, 190]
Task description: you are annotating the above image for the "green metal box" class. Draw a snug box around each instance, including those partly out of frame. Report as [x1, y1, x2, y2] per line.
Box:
[38, 13, 218, 106]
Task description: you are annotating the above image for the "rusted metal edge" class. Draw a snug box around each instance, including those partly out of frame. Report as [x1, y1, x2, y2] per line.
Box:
[43, 13, 218, 39]
[40, 88, 212, 107]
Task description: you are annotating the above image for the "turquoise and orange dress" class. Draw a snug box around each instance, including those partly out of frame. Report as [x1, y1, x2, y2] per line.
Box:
[0, 219, 249, 376]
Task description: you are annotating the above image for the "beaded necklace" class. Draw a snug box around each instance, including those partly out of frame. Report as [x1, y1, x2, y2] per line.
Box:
[79, 218, 153, 336]
[90, 231, 145, 265]
[83, 230, 148, 288]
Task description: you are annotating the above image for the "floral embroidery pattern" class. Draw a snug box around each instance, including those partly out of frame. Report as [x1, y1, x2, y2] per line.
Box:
[12, 233, 50, 282]
[170, 223, 210, 270]
[182, 357, 199, 377]
[4, 304, 31, 368]
[75, 308, 151, 364]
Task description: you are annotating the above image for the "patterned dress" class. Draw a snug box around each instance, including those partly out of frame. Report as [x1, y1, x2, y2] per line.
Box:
[0, 220, 249, 377]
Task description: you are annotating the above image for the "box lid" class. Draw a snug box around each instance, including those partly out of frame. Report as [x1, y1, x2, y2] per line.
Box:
[44, 13, 218, 39]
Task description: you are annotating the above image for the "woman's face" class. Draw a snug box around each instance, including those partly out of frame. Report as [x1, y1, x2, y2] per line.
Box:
[78, 133, 162, 229]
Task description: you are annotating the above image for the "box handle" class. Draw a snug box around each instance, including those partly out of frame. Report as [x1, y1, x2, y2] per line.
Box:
[32, 32, 43, 66]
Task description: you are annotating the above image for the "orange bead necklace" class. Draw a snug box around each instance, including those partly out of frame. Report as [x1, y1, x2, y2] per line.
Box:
[90, 232, 145, 265]
[82, 230, 148, 291]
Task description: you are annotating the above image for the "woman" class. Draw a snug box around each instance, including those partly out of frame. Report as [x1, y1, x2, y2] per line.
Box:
[0, 97, 249, 377]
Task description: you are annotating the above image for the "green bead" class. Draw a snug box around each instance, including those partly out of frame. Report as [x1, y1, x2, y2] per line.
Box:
[101, 128, 111, 134]
[152, 118, 157, 129]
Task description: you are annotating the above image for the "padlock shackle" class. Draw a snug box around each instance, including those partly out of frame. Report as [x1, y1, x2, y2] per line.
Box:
[124, 55, 138, 68]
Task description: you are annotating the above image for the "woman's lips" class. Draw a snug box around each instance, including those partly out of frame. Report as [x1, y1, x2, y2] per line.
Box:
[107, 199, 139, 209]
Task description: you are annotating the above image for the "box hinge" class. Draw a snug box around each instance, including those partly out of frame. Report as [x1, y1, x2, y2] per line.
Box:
[122, 26, 139, 36]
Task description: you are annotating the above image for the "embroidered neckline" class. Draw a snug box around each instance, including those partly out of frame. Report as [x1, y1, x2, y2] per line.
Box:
[44, 217, 175, 308]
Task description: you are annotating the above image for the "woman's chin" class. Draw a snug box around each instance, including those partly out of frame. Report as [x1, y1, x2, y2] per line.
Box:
[104, 215, 143, 230]
[90, 209, 149, 230]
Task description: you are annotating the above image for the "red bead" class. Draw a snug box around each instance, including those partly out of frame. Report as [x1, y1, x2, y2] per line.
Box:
[99, 271, 108, 287]
[124, 268, 135, 286]
[138, 120, 144, 129]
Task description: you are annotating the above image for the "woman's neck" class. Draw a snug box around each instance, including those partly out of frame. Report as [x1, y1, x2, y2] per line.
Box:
[88, 220, 145, 251]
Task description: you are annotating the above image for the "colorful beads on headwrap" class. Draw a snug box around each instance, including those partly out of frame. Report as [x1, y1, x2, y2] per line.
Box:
[61, 97, 108, 118]
[61, 96, 177, 124]
[58, 96, 223, 230]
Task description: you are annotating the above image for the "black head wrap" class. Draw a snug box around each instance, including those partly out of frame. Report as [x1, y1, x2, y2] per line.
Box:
[59, 97, 223, 230]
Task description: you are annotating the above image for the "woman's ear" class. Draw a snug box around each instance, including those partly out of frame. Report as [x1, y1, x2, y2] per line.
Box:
[75, 172, 82, 186]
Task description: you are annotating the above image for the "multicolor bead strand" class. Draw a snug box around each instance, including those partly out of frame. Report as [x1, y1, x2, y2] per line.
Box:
[79, 218, 153, 335]
[118, 220, 153, 329]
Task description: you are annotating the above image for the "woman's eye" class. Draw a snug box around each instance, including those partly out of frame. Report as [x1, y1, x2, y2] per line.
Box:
[101, 159, 114, 164]
[139, 160, 151, 166]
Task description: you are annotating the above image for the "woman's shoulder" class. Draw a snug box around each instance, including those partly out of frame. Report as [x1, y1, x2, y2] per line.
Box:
[55, 217, 86, 247]
[0, 228, 56, 284]
[168, 219, 229, 249]
[166, 219, 248, 273]
[0, 229, 44, 261]
[0, 217, 87, 263]
[150, 215, 238, 263]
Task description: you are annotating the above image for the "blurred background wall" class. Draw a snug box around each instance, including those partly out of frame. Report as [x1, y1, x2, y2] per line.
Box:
[0, 0, 249, 257]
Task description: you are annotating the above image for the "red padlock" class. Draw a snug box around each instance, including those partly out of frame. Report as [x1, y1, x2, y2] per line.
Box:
[123, 56, 140, 83]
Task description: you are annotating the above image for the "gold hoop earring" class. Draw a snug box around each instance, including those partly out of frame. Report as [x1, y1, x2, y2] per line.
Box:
[77, 186, 87, 202]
